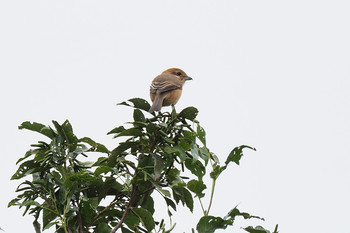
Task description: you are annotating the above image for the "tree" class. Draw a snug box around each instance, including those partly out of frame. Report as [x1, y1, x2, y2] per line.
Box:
[9, 98, 278, 233]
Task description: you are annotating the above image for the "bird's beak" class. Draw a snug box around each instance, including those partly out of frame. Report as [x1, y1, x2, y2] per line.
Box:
[184, 76, 192, 81]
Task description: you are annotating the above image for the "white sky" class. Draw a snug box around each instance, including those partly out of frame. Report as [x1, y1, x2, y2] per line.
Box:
[1, 1, 349, 233]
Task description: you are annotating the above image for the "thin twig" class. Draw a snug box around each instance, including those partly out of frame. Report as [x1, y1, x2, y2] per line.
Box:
[206, 178, 216, 215]
[110, 185, 137, 233]
[198, 197, 206, 215]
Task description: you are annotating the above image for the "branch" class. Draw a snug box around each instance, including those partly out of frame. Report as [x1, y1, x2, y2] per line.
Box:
[110, 185, 137, 233]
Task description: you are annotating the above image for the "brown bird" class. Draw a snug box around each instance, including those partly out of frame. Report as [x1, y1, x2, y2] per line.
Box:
[149, 68, 192, 113]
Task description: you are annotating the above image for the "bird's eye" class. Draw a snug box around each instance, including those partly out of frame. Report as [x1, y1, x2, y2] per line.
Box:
[176, 72, 182, 76]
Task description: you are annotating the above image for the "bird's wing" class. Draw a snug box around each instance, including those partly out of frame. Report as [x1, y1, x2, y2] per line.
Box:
[150, 74, 182, 94]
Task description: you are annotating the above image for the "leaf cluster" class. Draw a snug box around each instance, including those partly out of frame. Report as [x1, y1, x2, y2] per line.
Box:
[9, 98, 277, 233]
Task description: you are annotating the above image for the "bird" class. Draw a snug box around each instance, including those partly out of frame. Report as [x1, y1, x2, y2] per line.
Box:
[149, 68, 192, 113]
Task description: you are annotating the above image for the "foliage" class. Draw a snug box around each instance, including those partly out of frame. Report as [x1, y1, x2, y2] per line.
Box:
[9, 98, 277, 233]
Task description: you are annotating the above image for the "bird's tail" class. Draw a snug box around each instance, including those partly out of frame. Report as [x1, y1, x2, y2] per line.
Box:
[149, 94, 165, 113]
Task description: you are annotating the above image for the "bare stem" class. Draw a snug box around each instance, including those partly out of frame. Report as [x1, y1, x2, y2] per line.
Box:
[206, 178, 216, 215]
[198, 197, 206, 215]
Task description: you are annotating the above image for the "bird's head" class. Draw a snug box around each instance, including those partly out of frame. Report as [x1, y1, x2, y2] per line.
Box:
[162, 68, 193, 82]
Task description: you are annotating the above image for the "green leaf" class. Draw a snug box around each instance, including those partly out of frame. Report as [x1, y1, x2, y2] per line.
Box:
[95, 223, 111, 233]
[164, 197, 176, 211]
[243, 226, 272, 233]
[226, 145, 256, 166]
[152, 153, 164, 180]
[118, 98, 151, 112]
[56, 227, 65, 233]
[33, 221, 41, 233]
[196, 207, 265, 233]
[190, 142, 200, 164]
[123, 210, 140, 229]
[79, 137, 96, 146]
[42, 208, 57, 230]
[163, 146, 188, 162]
[209, 164, 226, 180]
[141, 195, 155, 214]
[178, 107, 199, 121]
[198, 147, 209, 165]
[145, 122, 158, 134]
[113, 128, 143, 138]
[196, 216, 227, 233]
[185, 160, 205, 180]
[225, 207, 264, 223]
[183, 187, 194, 212]
[42, 221, 58, 231]
[108, 142, 135, 166]
[172, 187, 193, 212]
[81, 199, 98, 225]
[16, 149, 36, 164]
[19, 199, 41, 208]
[18, 121, 55, 139]
[196, 124, 206, 145]
[159, 130, 175, 144]
[94, 166, 114, 175]
[61, 120, 77, 151]
[52, 121, 65, 140]
[132, 207, 155, 231]
[95, 143, 110, 153]
[156, 186, 171, 197]
[11, 160, 40, 180]
[8, 198, 20, 207]
[187, 179, 206, 198]
[107, 126, 126, 135]
[121, 227, 134, 233]
[133, 109, 146, 122]
[79, 137, 110, 153]
[210, 152, 220, 164]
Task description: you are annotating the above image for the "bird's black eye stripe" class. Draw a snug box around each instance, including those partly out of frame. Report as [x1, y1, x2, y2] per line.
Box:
[176, 72, 182, 76]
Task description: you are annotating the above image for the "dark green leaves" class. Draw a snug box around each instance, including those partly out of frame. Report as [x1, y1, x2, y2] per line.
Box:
[226, 145, 256, 166]
[244, 225, 279, 233]
[197, 207, 265, 233]
[79, 137, 110, 153]
[133, 109, 146, 122]
[132, 208, 155, 231]
[10, 120, 111, 232]
[225, 207, 264, 222]
[112, 128, 143, 138]
[95, 223, 112, 233]
[187, 180, 206, 198]
[197, 216, 228, 233]
[11, 160, 40, 180]
[196, 124, 206, 145]
[11, 99, 276, 233]
[178, 107, 199, 121]
[207, 145, 257, 182]
[118, 98, 151, 112]
[172, 187, 193, 212]
[19, 121, 55, 139]
[107, 126, 126, 135]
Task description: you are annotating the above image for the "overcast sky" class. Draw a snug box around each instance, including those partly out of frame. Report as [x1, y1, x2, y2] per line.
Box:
[1, 1, 349, 233]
